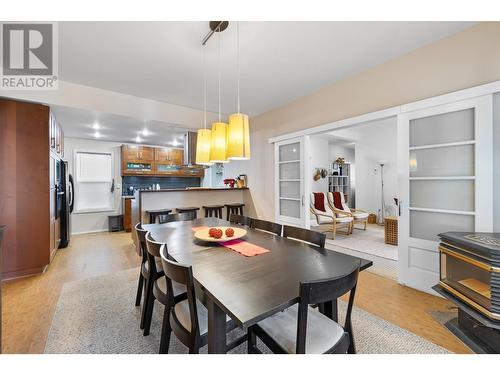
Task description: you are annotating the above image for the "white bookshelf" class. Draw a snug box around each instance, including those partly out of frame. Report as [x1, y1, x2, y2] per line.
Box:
[328, 162, 351, 205]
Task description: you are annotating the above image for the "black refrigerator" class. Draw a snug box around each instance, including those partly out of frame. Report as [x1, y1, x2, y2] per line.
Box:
[58, 160, 73, 248]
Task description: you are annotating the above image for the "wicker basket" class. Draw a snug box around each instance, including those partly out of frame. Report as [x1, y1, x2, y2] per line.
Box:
[384, 216, 398, 246]
[367, 213, 377, 224]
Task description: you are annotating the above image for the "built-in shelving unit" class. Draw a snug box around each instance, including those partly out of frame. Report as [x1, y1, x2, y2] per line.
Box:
[328, 162, 351, 205]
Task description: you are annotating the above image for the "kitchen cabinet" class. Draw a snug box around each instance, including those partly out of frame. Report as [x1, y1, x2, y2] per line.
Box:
[154, 147, 184, 174]
[0, 99, 52, 279]
[123, 197, 134, 232]
[121, 145, 155, 175]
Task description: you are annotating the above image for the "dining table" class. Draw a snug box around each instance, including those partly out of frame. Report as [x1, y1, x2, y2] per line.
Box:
[144, 217, 372, 353]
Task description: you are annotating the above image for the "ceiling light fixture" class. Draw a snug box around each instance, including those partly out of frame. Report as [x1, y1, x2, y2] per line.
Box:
[92, 122, 101, 130]
[142, 129, 150, 136]
[209, 22, 229, 164]
[135, 135, 142, 143]
[227, 22, 250, 160]
[93, 131, 101, 138]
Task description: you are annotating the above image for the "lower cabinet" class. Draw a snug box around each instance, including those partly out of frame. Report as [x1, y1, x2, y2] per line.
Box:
[123, 198, 133, 232]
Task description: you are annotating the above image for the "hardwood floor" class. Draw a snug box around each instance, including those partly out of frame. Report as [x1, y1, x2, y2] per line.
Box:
[1, 231, 470, 354]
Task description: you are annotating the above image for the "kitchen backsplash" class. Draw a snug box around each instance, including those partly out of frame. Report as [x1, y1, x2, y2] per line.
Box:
[122, 176, 201, 195]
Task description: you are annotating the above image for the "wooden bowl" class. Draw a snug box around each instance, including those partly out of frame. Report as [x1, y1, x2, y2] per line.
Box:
[194, 227, 247, 243]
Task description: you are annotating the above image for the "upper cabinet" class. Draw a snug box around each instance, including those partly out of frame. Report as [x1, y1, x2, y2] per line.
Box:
[121, 145, 203, 177]
[121, 145, 155, 175]
[49, 111, 64, 158]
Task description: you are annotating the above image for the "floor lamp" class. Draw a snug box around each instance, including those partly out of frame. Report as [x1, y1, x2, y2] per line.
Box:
[377, 160, 387, 226]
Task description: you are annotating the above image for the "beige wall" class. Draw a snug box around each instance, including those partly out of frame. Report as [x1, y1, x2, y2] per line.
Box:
[245, 22, 500, 220]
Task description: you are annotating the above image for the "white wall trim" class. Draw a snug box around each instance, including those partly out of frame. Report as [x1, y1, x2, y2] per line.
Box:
[71, 229, 109, 236]
[268, 79, 500, 144]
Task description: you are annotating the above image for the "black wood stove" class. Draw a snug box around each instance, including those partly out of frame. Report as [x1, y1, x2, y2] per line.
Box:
[433, 232, 500, 353]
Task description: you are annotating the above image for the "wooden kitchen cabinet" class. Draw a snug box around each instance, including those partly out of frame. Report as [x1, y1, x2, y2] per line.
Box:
[121, 145, 155, 175]
[123, 197, 134, 232]
[154, 147, 184, 174]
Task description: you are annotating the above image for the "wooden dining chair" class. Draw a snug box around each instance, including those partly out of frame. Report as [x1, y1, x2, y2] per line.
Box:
[250, 218, 282, 236]
[229, 213, 252, 227]
[283, 225, 326, 248]
[160, 251, 245, 354]
[158, 211, 196, 224]
[134, 223, 154, 329]
[247, 264, 360, 354]
[143, 233, 187, 342]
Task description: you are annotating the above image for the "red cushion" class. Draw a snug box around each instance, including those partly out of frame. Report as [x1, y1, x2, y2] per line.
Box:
[332, 192, 344, 210]
[313, 192, 326, 212]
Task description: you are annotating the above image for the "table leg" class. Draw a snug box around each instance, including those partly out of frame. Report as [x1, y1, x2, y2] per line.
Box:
[207, 298, 227, 354]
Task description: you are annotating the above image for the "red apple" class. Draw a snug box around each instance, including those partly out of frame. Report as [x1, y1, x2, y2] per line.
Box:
[225, 228, 235, 237]
[213, 229, 223, 239]
[208, 227, 217, 238]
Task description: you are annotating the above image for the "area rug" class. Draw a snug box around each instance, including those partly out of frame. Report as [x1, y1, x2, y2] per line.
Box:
[44, 268, 449, 354]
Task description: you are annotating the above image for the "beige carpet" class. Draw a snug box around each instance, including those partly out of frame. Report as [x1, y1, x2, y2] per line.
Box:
[44, 268, 450, 354]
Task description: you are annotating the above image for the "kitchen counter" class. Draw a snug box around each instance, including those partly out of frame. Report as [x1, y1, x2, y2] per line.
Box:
[137, 187, 248, 194]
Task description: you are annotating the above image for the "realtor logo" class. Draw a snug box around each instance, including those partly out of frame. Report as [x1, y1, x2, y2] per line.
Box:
[1, 22, 58, 89]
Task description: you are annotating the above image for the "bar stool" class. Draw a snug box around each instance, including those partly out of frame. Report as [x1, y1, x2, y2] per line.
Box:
[202, 204, 224, 219]
[225, 203, 245, 221]
[176, 206, 200, 218]
[147, 209, 172, 224]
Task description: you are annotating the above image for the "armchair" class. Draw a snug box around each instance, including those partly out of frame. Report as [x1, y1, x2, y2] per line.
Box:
[310, 193, 353, 240]
[327, 192, 369, 234]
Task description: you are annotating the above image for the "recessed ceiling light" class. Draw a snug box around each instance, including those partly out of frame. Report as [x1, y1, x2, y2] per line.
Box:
[93, 131, 101, 138]
[142, 129, 150, 136]
[92, 122, 101, 130]
[172, 140, 179, 147]
[135, 136, 142, 143]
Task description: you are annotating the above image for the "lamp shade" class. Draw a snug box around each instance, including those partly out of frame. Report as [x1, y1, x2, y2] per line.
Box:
[195, 128, 213, 165]
[227, 113, 250, 160]
[209, 122, 229, 163]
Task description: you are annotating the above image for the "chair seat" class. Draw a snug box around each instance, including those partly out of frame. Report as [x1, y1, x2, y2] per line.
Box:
[315, 214, 334, 224]
[336, 216, 353, 223]
[352, 212, 369, 220]
[174, 299, 231, 336]
[155, 276, 186, 297]
[257, 304, 345, 354]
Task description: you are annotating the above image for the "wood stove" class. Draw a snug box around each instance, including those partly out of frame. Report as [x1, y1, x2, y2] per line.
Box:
[433, 232, 500, 353]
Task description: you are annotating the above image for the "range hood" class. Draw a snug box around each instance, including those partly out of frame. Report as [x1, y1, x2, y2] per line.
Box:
[183, 131, 202, 168]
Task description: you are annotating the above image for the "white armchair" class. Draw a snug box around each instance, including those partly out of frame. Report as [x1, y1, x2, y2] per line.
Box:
[327, 192, 369, 233]
[310, 192, 353, 239]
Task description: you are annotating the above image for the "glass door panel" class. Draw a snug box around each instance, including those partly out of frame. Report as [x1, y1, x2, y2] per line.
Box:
[410, 180, 475, 212]
[409, 145, 474, 177]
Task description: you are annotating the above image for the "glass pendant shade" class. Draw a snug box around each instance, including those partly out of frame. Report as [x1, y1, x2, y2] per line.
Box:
[195, 128, 213, 165]
[209, 122, 229, 163]
[227, 113, 251, 160]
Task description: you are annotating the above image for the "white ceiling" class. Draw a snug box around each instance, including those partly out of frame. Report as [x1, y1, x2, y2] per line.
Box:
[59, 21, 475, 117]
[53, 105, 188, 146]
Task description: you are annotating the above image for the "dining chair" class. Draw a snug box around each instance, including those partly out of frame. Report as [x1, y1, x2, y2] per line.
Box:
[229, 213, 252, 227]
[247, 264, 360, 354]
[250, 218, 282, 236]
[283, 225, 326, 248]
[135, 223, 163, 331]
[160, 249, 245, 353]
[144, 233, 187, 349]
[158, 211, 197, 224]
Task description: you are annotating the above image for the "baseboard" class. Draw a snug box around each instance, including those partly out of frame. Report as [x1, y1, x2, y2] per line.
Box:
[71, 229, 109, 235]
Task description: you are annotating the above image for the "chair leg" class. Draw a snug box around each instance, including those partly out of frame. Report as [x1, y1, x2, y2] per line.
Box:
[135, 270, 144, 306]
[364, 220, 367, 230]
[143, 285, 156, 336]
[140, 275, 153, 330]
[247, 328, 257, 353]
[159, 304, 172, 354]
[332, 222, 336, 240]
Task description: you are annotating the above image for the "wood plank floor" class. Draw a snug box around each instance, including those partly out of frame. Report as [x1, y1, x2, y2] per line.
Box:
[1, 231, 471, 354]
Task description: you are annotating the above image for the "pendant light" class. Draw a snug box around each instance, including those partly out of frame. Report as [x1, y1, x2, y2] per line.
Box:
[227, 22, 251, 160]
[209, 24, 229, 163]
[195, 44, 213, 166]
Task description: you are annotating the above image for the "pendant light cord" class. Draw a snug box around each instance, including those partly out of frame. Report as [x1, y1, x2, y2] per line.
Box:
[203, 44, 207, 129]
[237, 21, 240, 114]
[218, 24, 222, 122]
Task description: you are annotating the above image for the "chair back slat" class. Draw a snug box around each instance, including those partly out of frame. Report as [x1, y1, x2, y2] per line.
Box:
[251, 218, 282, 236]
[229, 213, 251, 227]
[283, 225, 326, 248]
[160, 246, 201, 337]
[145, 232, 162, 258]
[135, 222, 148, 260]
[158, 211, 196, 224]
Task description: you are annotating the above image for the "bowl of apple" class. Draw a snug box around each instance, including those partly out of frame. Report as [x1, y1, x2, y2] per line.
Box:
[193, 226, 247, 242]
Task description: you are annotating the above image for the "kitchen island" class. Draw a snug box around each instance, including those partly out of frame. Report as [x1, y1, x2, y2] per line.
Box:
[130, 187, 250, 243]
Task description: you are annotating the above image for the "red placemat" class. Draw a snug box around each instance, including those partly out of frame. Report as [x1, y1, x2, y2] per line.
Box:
[219, 239, 270, 257]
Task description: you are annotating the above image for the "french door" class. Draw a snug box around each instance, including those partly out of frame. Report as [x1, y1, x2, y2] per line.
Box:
[397, 96, 493, 294]
[275, 137, 309, 228]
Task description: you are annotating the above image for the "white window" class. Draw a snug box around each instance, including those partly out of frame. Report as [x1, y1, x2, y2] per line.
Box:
[74, 151, 114, 213]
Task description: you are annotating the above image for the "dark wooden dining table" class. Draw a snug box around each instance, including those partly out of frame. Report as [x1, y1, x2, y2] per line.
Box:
[144, 217, 372, 353]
